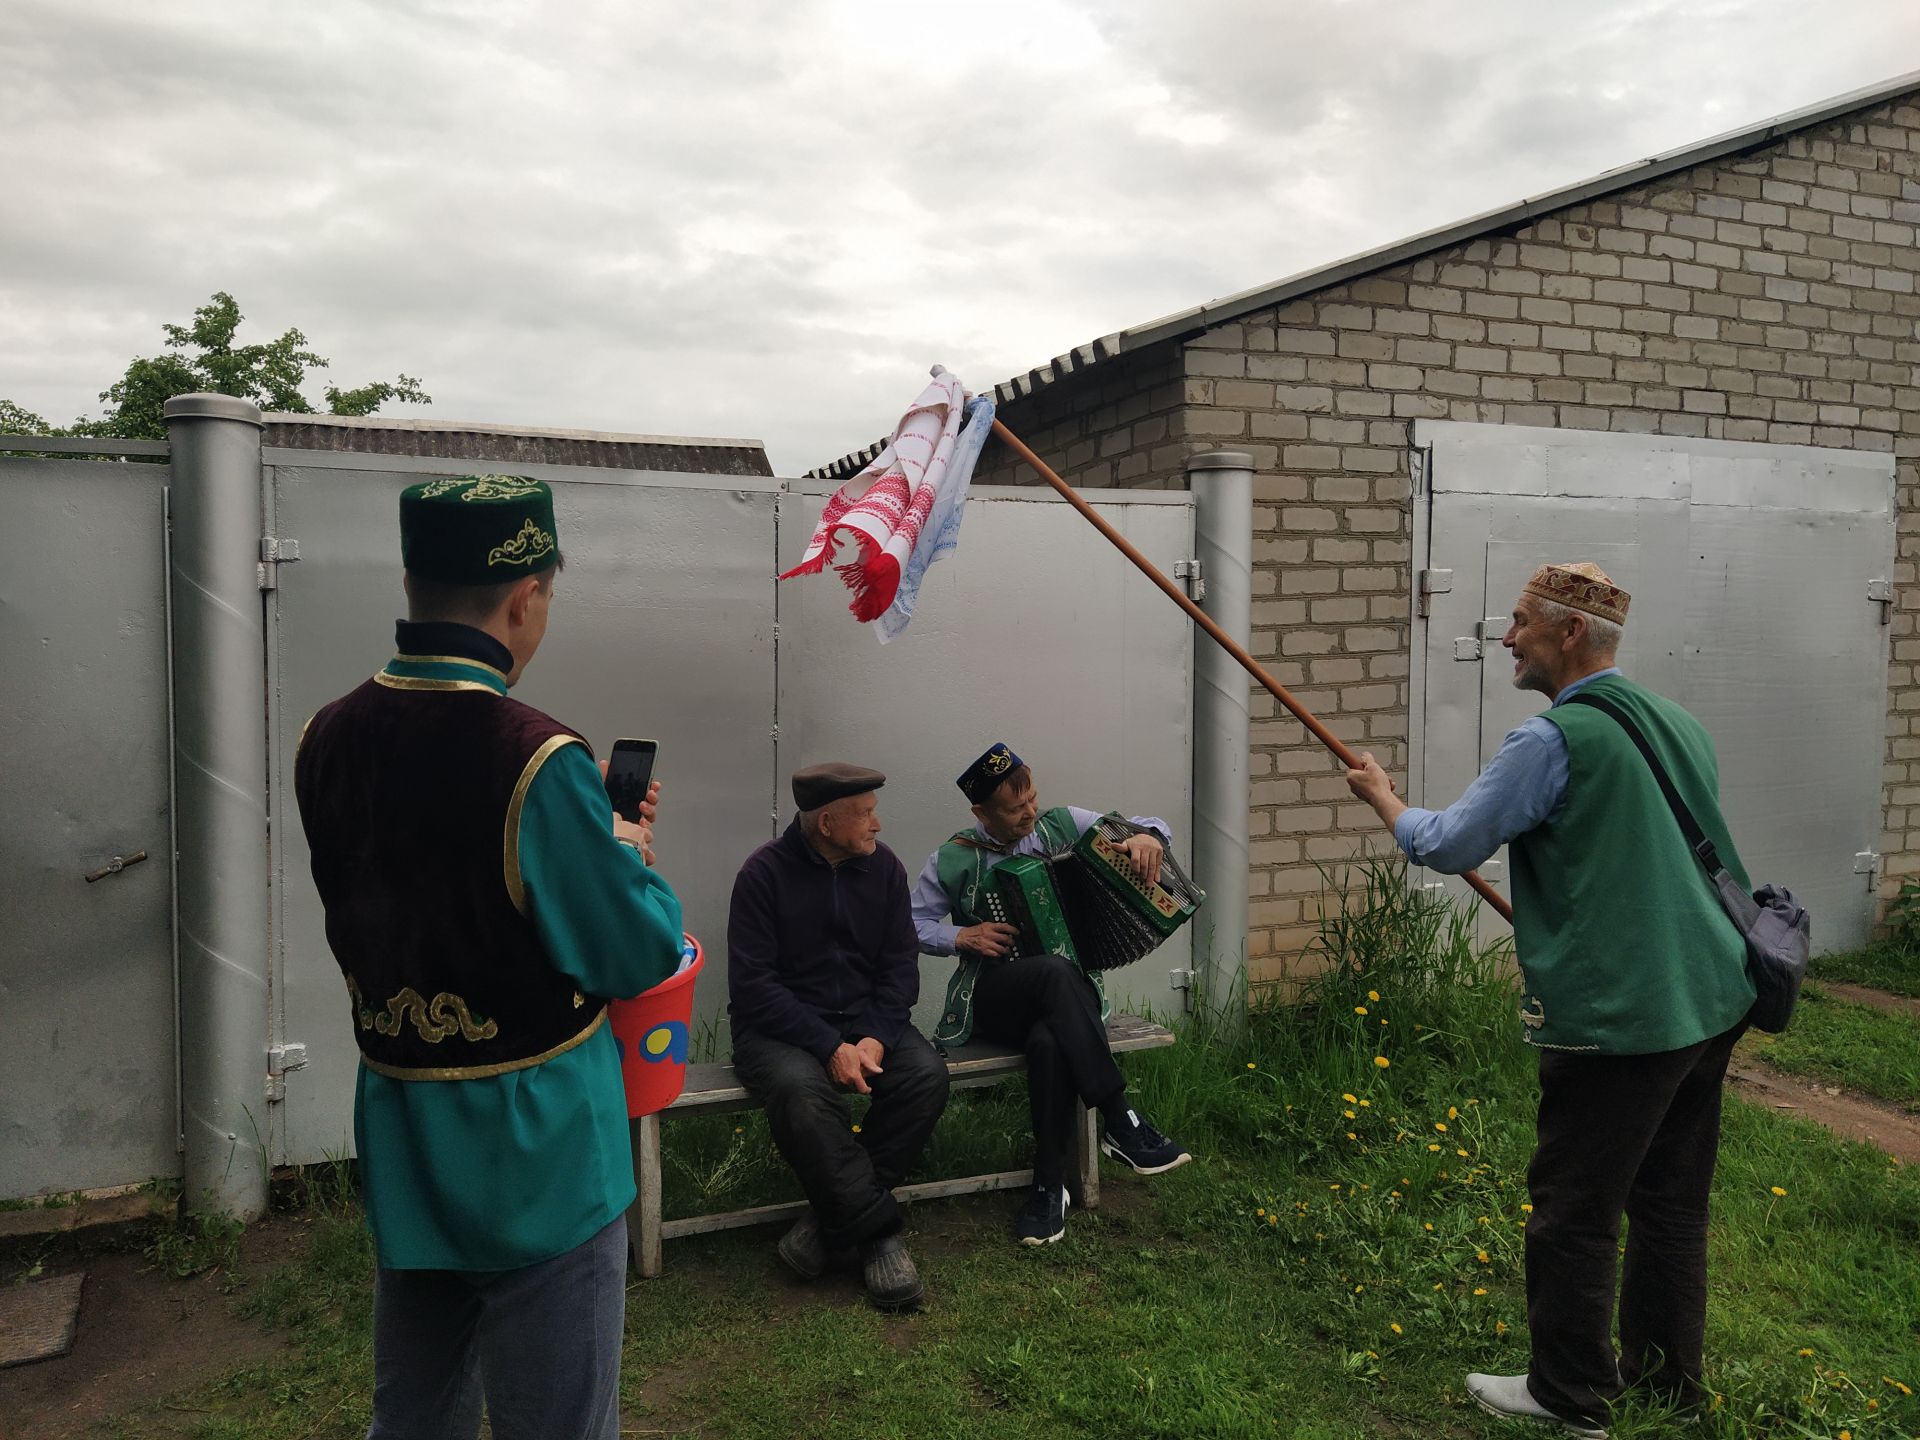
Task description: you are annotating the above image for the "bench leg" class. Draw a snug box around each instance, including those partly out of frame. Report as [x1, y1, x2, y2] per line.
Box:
[627, 1113, 664, 1278]
[1074, 1105, 1101, 1210]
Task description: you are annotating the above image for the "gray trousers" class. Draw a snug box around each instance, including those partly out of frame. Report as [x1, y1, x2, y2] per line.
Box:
[367, 1215, 627, 1440]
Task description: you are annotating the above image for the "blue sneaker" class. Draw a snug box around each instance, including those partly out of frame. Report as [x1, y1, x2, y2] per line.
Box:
[1014, 1181, 1069, 1245]
[1100, 1109, 1192, 1175]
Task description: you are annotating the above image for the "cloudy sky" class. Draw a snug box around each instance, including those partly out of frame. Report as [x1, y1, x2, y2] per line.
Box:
[4, 1, 1917, 472]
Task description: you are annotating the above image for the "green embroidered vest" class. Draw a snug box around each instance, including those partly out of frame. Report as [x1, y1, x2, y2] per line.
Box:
[932, 808, 1106, 1045]
[1509, 675, 1756, 1054]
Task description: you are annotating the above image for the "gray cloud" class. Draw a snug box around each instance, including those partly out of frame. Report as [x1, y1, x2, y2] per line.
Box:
[2, 0, 1916, 467]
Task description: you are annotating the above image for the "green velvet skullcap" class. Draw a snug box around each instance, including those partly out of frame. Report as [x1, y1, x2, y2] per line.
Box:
[400, 474, 560, 585]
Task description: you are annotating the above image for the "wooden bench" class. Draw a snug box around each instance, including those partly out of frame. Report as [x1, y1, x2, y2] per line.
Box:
[626, 1014, 1175, 1276]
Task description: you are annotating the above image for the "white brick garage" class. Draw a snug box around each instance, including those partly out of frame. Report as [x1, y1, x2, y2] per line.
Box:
[815, 73, 1920, 995]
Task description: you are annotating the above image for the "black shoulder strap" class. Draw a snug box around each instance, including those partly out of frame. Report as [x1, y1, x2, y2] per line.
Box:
[1562, 690, 1724, 877]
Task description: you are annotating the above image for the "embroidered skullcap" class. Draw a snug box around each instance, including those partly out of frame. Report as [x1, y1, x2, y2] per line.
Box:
[401, 474, 560, 585]
[792, 762, 886, 811]
[957, 742, 1023, 805]
[1523, 562, 1630, 626]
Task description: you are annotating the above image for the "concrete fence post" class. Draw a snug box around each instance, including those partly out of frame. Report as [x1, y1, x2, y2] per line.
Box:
[163, 393, 270, 1221]
[1188, 449, 1253, 1026]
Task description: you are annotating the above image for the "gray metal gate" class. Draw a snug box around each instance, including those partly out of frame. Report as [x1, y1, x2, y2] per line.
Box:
[264, 462, 1197, 1169]
[1412, 421, 1895, 950]
[0, 449, 180, 1199]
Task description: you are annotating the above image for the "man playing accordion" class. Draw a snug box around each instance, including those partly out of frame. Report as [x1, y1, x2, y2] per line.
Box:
[911, 743, 1193, 1247]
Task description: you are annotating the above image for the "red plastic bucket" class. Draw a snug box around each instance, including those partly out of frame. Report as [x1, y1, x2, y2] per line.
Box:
[608, 933, 703, 1118]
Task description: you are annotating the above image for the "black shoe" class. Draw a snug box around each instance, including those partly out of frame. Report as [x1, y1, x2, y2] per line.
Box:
[1100, 1109, 1192, 1175]
[1013, 1182, 1069, 1246]
[777, 1211, 828, 1280]
[859, 1234, 925, 1311]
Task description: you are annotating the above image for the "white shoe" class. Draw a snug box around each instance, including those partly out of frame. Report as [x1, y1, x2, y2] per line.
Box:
[1465, 1373, 1608, 1438]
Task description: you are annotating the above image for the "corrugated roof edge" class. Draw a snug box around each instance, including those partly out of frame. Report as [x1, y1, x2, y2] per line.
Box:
[261, 411, 767, 450]
[809, 67, 1920, 479]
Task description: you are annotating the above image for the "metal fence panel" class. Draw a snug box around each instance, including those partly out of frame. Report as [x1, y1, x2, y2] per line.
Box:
[267, 461, 779, 1166]
[0, 458, 179, 1198]
[775, 485, 1199, 1034]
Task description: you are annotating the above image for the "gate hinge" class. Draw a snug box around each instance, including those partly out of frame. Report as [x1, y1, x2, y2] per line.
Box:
[258, 536, 302, 591]
[1174, 559, 1205, 603]
[1168, 967, 1195, 1012]
[265, 1041, 308, 1103]
[1868, 577, 1893, 625]
[1417, 568, 1453, 618]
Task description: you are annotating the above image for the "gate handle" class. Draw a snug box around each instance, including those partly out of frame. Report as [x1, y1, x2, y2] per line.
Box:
[84, 850, 148, 884]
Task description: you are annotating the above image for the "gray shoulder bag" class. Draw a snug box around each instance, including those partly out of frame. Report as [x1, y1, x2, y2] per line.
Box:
[1564, 691, 1810, 1034]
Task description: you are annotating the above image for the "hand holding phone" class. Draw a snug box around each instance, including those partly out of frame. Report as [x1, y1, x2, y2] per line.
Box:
[604, 738, 658, 825]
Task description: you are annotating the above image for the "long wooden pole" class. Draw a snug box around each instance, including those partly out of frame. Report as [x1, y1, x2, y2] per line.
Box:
[991, 418, 1515, 925]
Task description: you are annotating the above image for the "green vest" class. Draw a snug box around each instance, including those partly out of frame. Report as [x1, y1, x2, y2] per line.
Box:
[1509, 674, 1756, 1054]
[931, 808, 1107, 1046]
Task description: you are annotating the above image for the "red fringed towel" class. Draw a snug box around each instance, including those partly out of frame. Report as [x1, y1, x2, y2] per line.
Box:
[779, 368, 969, 621]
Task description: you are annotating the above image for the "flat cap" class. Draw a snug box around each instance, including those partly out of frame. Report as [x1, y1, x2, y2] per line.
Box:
[792, 762, 886, 811]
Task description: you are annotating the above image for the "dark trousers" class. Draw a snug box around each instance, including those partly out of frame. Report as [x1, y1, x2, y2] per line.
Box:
[731, 1024, 950, 1251]
[972, 954, 1127, 1190]
[1525, 1020, 1746, 1424]
[366, 1214, 627, 1440]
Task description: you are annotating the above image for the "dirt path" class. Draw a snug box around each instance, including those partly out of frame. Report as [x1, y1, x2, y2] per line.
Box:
[0, 1214, 304, 1440]
[1727, 1061, 1920, 1166]
[1815, 978, 1920, 1019]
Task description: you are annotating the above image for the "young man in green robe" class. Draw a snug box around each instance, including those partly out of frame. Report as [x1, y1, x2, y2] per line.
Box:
[1347, 562, 1757, 1439]
[295, 475, 686, 1440]
[911, 744, 1192, 1247]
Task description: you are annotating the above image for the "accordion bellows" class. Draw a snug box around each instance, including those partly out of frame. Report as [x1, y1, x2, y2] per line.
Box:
[982, 814, 1205, 972]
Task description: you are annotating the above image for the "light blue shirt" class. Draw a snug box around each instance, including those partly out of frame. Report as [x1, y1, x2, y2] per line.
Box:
[910, 807, 1169, 954]
[1392, 668, 1621, 875]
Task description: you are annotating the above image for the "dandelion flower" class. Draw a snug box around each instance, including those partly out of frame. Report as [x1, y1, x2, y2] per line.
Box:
[1344, 1109, 1357, 1119]
[1423, 1222, 1434, 1232]
[1355, 1284, 1365, 1293]
[1495, 1321, 1509, 1336]
[1246, 1061, 1257, 1070]
[1433, 1282, 1443, 1291]
[1867, 1398, 1879, 1412]
[1330, 1183, 1341, 1191]
[1390, 1190, 1402, 1198]
[1476, 1250, 1490, 1264]
[1473, 1287, 1487, 1296]
[733, 1126, 744, 1134]
[1428, 1143, 1442, 1152]
[851, 1124, 862, 1133]
[1256, 1208, 1266, 1218]
[1359, 1099, 1371, 1108]
[1457, 1149, 1470, 1158]
[1435, 1122, 1448, 1133]
[1268, 1213, 1277, 1225]
[1347, 1131, 1359, 1141]
[1770, 1185, 1787, 1197]
[1342, 1092, 1358, 1103]
[1368, 990, 1380, 1002]
[1521, 1203, 1533, 1214]
[1355, 1005, 1369, 1016]
[1373, 1056, 1391, 1068]
[1390, 1322, 1402, 1335]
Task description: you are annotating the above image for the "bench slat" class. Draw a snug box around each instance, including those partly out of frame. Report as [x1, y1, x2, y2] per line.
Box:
[663, 1014, 1175, 1117]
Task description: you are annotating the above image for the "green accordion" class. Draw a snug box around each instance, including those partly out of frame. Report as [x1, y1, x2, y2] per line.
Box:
[982, 814, 1205, 972]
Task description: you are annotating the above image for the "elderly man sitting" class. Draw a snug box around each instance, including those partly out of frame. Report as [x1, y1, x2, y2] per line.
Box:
[726, 763, 951, 1309]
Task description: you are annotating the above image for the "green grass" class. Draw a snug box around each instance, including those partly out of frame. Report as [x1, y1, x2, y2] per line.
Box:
[87, 863, 1920, 1439]
[1745, 983, 1920, 1112]
[1809, 940, 1920, 998]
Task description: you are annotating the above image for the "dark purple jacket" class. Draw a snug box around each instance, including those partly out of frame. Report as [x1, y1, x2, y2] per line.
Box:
[726, 820, 920, 1062]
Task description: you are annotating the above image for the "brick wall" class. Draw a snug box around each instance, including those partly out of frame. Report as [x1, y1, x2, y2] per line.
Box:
[981, 95, 1920, 993]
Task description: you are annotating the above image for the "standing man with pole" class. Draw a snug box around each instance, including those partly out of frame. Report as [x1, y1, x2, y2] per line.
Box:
[295, 474, 686, 1439]
[1345, 563, 1756, 1439]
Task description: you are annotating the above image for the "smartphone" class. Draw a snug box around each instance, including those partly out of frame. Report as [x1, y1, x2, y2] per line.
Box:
[604, 738, 658, 825]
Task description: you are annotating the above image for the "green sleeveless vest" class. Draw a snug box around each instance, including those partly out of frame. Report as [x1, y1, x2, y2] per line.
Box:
[931, 807, 1107, 1046]
[1509, 674, 1756, 1054]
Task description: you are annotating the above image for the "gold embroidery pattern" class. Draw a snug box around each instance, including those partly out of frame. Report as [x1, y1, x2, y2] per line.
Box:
[487, 518, 557, 568]
[367, 986, 501, 1044]
[984, 745, 1013, 776]
[459, 475, 543, 503]
[347, 974, 377, 1031]
[374, 672, 502, 694]
[360, 1008, 605, 1082]
[415, 476, 469, 499]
